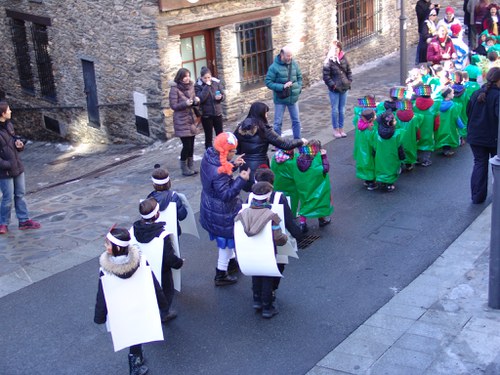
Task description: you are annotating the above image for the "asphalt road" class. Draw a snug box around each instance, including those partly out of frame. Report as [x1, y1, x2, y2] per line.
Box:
[0, 135, 486, 375]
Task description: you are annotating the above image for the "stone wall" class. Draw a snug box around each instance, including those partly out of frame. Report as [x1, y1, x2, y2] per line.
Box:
[0, 0, 437, 144]
[0, 0, 164, 144]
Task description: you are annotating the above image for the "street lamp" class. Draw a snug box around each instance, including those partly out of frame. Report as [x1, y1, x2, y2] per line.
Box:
[399, 0, 407, 86]
[488, 93, 500, 308]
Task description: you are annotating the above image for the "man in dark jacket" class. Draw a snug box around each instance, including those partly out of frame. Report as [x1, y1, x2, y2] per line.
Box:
[0, 102, 40, 234]
[466, 67, 500, 204]
[265, 45, 303, 139]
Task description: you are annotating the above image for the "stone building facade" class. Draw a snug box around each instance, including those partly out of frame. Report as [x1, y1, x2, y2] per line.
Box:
[0, 0, 419, 144]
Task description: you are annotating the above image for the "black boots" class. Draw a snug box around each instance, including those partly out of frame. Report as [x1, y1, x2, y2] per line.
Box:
[214, 268, 237, 286]
[262, 303, 279, 319]
[128, 353, 148, 375]
[227, 258, 240, 274]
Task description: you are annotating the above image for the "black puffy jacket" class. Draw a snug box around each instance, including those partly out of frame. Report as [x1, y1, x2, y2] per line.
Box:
[199, 147, 246, 238]
[194, 77, 225, 117]
[235, 119, 303, 191]
[322, 55, 353, 93]
[467, 85, 499, 148]
[0, 121, 24, 179]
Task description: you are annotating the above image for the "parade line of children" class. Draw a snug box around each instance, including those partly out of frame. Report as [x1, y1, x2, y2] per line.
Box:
[353, 63, 478, 192]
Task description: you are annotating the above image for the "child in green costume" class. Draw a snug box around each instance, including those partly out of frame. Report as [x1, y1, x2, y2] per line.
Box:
[372, 111, 406, 192]
[295, 140, 333, 233]
[435, 86, 465, 156]
[413, 84, 439, 167]
[451, 71, 469, 142]
[395, 99, 422, 172]
[354, 109, 377, 190]
[271, 149, 299, 217]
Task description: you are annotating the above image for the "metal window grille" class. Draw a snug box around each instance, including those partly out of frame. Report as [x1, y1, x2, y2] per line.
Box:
[9, 18, 35, 93]
[337, 0, 381, 50]
[31, 23, 57, 101]
[236, 19, 273, 89]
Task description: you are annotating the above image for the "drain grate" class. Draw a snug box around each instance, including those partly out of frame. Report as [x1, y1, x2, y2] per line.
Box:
[297, 234, 321, 249]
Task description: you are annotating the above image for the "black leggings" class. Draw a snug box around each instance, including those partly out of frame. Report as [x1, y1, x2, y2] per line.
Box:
[180, 136, 195, 161]
[201, 115, 224, 149]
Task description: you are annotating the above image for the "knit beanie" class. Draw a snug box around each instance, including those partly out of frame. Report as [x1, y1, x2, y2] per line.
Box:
[214, 132, 238, 175]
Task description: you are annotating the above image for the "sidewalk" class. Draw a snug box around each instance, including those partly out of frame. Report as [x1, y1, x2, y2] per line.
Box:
[308, 205, 500, 375]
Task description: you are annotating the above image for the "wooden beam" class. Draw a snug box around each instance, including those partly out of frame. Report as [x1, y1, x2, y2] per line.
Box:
[168, 7, 281, 35]
[159, 0, 224, 12]
[5, 9, 51, 26]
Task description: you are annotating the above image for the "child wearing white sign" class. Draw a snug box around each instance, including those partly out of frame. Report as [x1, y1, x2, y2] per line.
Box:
[94, 227, 167, 375]
[147, 164, 187, 236]
[132, 198, 184, 322]
[254, 167, 302, 297]
[235, 181, 287, 319]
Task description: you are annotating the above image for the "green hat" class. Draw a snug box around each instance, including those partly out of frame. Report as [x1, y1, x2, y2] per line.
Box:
[465, 64, 481, 79]
[471, 54, 480, 65]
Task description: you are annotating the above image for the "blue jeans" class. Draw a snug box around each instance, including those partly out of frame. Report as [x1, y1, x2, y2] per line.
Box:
[273, 102, 302, 139]
[0, 173, 30, 225]
[328, 90, 347, 130]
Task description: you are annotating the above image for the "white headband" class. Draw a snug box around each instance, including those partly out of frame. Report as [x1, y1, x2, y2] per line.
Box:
[141, 202, 160, 219]
[252, 192, 272, 201]
[106, 232, 130, 247]
[151, 176, 170, 185]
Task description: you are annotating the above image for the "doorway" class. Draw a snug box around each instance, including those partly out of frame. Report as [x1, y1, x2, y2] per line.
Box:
[180, 30, 216, 78]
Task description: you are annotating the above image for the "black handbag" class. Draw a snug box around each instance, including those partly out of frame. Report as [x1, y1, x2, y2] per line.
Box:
[276, 64, 292, 99]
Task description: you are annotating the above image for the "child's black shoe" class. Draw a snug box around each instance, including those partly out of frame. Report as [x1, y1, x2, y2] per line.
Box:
[318, 217, 331, 227]
[299, 222, 308, 233]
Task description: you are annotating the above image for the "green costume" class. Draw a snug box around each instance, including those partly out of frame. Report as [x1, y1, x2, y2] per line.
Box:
[395, 112, 422, 165]
[295, 152, 333, 218]
[435, 100, 464, 149]
[452, 86, 468, 139]
[354, 126, 376, 181]
[372, 129, 404, 184]
[413, 97, 438, 152]
[271, 153, 299, 217]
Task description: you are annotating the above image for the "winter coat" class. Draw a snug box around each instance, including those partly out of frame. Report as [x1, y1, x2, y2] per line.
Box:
[416, 0, 436, 33]
[169, 81, 199, 138]
[93, 245, 168, 324]
[194, 77, 225, 117]
[265, 55, 303, 105]
[147, 190, 188, 235]
[467, 85, 500, 147]
[426, 36, 457, 64]
[235, 119, 303, 191]
[0, 120, 24, 179]
[435, 100, 464, 149]
[235, 205, 287, 248]
[322, 54, 353, 93]
[199, 147, 247, 238]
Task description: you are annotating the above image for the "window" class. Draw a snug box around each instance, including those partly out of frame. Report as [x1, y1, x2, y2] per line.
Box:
[337, 0, 381, 50]
[10, 19, 35, 93]
[236, 19, 273, 89]
[31, 23, 56, 100]
[8, 13, 56, 101]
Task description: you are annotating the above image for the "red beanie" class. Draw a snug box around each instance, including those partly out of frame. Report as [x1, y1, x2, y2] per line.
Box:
[445, 6, 454, 14]
[450, 24, 461, 36]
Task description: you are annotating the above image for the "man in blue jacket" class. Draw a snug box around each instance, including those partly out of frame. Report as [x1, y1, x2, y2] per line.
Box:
[265, 45, 303, 139]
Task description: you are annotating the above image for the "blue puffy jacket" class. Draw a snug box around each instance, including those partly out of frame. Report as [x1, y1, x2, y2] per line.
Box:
[199, 147, 246, 238]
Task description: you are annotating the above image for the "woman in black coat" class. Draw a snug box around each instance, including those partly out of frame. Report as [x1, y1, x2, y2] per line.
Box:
[195, 67, 225, 150]
[466, 67, 500, 204]
[234, 102, 306, 192]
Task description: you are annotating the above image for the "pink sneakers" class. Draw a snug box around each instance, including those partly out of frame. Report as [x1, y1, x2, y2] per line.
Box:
[19, 219, 41, 230]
